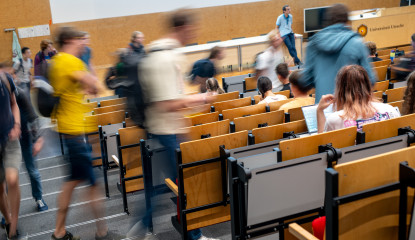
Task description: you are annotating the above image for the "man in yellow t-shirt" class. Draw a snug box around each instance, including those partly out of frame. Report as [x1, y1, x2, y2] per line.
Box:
[49, 27, 108, 240]
[279, 70, 315, 112]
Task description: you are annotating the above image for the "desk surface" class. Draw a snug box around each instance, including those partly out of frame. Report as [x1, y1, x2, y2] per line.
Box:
[178, 34, 303, 53]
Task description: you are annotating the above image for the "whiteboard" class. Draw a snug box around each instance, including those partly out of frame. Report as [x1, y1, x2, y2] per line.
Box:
[49, 0, 269, 24]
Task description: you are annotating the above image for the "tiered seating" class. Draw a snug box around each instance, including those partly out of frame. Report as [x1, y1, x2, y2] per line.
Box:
[111, 126, 146, 213]
[382, 86, 406, 103]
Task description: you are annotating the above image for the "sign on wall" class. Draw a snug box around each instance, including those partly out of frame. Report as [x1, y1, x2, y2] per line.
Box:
[49, 0, 268, 24]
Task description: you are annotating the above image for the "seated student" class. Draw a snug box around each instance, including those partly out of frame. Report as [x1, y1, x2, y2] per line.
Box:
[276, 63, 292, 95]
[317, 65, 400, 133]
[279, 70, 315, 112]
[365, 41, 382, 62]
[257, 76, 287, 104]
[206, 78, 224, 96]
[402, 71, 415, 115]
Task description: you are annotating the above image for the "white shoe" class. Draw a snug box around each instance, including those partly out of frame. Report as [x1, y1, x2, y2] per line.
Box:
[197, 235, 220, 240]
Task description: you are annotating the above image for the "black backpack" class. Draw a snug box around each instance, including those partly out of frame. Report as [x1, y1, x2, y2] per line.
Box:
[32, 76, 59, 117]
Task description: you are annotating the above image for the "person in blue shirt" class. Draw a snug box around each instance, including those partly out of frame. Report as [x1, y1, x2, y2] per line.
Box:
[299, 4, 375, 102]
[276, 5, 301, 66]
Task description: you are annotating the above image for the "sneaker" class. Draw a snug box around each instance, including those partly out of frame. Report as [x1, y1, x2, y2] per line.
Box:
[36, 199, 49, 212]
[95, 230, 122, 240]
[8, 233, 28, 240]
[51, 231, 80, 240]
[197, 236, 219, 240]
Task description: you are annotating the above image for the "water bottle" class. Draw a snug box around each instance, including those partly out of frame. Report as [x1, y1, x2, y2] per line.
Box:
[390, 50, 395, 64]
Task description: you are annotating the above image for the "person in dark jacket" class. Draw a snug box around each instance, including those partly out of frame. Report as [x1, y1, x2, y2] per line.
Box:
[299, 4, 375, 102]
[34, 39, 57, 79]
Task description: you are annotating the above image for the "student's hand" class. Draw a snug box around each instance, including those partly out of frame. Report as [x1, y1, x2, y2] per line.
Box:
[32, 137, 44, 156]
[317, 94, 334, 112]
[8, 123, 21, 141]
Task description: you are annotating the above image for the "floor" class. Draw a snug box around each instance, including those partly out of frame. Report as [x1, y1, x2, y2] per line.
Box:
[7, 127, 232, 240]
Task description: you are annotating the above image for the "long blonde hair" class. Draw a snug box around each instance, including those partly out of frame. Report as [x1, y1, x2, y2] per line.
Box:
[334, 65, 377, 120]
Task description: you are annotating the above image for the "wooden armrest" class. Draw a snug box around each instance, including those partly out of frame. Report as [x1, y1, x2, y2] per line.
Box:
[112, 155, 120, 166]
[165, 178, 178, 196]
[289, 223, 319, 240]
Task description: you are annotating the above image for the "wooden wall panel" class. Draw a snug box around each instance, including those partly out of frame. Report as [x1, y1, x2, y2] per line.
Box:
[0, 0, 399, 73]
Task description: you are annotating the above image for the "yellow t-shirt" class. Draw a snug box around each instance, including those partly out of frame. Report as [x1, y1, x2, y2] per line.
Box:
[49, 52, 96, 135]
[279, 97, 315, 113]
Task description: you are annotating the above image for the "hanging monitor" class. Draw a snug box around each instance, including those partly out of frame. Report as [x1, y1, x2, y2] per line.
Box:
[304, 6, 330, 33]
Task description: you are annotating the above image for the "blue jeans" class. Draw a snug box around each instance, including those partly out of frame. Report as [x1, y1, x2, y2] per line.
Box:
[143, 134, 202, 240]
[283, 33, 300, 64]
[20, 127, 43, 201]
[62, 134, 96, 185]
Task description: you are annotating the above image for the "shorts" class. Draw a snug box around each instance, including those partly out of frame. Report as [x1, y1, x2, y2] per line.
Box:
[62, 134, 96, 185]
[0, 139, 22, 182]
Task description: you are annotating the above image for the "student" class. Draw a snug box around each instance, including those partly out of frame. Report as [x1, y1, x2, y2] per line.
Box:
[0, 62, 25, 240]
[279, 70, 315, 112]
[257, 76, 287, 104]
[275, 63, 292, 94]
[365, 41, 382, 62]
[317, 65, 400, 133]
[34, 39, 57, 79]
[206, 78, 224, 96]
[13, 47, 33, 96]
[300, 4, 375, 102]
[190, 46, 225, 93]
[49, 26, 109, 240]
[256, 30, 286, 90]
[402, 71, 415, 115]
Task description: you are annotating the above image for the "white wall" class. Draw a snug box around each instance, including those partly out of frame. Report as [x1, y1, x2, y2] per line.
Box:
[49, 0, 268, 24]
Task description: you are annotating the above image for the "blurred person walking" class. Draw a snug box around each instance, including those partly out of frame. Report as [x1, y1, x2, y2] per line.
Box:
[0, 62, 26, 239]
[49, 26, 110, 240]
[299, 3, 375, 102]
[79, 32, 97, 76]
[128, 10, 217, 240]
[256, 30, 287, 90]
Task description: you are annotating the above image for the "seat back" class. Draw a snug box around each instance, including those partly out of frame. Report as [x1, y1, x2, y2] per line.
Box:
[373, 80, 389, 92]
[254, 90, 291, 104]
[182, 120, 230, 141]
[233, 110, 284, 132]
[222, 104, 267, 121]
[243, 77, 257, 92]
[279, 127, 357, 161]
[99, 97, 126, 107]
[288, 107, 304, 122]
[187, 112, 220, 126]
[251, 120, 308, 144]
[179, 131, 248, 230]
[374, 65, 388, 81]
[118, 126, 147, 192]
[212, 97, 252, 113]
[213, 91, 240, 103]
[384, 86, 406, 102]
[361, 113, 415, 142]
[332, 146, 415, 240]
[93, 103, 126, 115]
[373, 59, 391, 67]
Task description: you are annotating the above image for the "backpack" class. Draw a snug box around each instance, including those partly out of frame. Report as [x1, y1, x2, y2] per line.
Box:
[15, 58, 33, 76]
[31, 76, 59, 117]
[105, 48, 144, 90]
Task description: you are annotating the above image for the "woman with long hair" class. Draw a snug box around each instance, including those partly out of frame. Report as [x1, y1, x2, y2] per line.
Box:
[402, 71, 415, 115]
[257, 76, 287, 104]
[317, 65, 400, 133]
